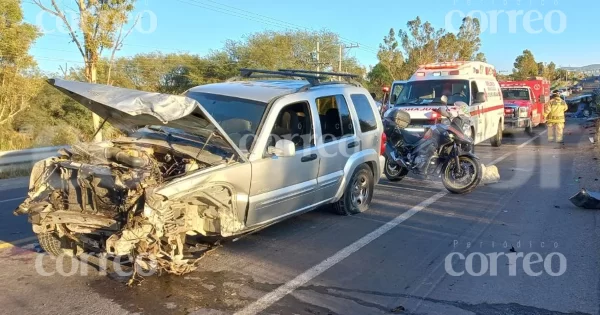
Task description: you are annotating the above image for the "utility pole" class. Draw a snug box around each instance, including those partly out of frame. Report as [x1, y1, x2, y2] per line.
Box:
[59, 63, 68, 79]
[310, 42, 327, 75]
[338, 43, 359, 78]
[316, 42, 320, 73]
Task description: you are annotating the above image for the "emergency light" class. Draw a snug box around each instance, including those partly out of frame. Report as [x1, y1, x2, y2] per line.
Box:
[420, 61, 468, 70]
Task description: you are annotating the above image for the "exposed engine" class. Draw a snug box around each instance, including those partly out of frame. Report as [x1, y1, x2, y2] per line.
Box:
[14, 141, 239, 279]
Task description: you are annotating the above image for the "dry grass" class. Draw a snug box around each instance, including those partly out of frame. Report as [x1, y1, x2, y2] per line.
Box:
[0, 167, 31, 180]
[0, 130, 33, 151]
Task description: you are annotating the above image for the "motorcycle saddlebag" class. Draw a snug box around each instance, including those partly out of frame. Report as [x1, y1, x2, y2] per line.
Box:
[391, 109, 411, 129]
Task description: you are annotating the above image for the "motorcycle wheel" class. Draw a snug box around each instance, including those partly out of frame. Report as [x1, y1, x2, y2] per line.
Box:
[384, 156, 409, 182]
[441, 155, 482, 194]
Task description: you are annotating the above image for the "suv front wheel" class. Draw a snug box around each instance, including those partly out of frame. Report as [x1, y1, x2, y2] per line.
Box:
[333, 164, 374, 215]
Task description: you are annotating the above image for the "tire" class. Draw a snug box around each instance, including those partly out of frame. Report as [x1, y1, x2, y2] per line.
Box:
[37, 233, 78, 257]
[384, 156, 408, 182]
[333, 164, 374, 216]
[441, 155, 482, 194]
[490, 120, 503, 147]
[525, 119, 534, 136]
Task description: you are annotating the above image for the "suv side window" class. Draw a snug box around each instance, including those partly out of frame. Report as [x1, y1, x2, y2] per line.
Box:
[349, 94, 377, 133]
[316, 95, 354, 143]
[267, 101, 314, 151]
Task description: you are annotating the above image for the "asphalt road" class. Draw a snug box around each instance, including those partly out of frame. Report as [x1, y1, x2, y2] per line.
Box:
[2, 120, 600, 315]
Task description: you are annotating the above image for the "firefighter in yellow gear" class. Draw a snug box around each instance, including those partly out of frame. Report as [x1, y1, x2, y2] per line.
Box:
[544, 90, 568, 143]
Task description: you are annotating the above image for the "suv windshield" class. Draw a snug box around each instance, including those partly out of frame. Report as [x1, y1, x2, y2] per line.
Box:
[396, 79, 470, 106]
[502, 88, 530, 101]
[185, 91, 268, 151]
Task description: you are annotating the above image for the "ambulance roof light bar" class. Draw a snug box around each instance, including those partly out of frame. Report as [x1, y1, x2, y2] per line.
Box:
[419, 61, 469, 70]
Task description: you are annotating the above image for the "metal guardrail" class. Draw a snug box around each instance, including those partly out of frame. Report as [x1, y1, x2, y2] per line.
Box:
[0, 146, 66, 172]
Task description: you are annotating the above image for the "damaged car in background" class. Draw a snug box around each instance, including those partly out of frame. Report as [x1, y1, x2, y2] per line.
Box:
[14, 72, 384, 278]
[14, 79, 252, 275]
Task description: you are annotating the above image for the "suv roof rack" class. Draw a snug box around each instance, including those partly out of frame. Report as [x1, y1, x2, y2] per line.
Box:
[277, 69, 358, 79]
[226, 68, 362, 89]
[227, 68, 321, 86]
[278, 69, 363, 88]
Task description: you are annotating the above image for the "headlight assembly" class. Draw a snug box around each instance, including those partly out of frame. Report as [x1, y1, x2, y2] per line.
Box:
[518, 107, 528, 118]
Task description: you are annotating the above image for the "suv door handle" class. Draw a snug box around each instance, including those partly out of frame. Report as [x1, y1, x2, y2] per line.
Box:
[347, 141, 359, 149]
[301, 154, 317, 162]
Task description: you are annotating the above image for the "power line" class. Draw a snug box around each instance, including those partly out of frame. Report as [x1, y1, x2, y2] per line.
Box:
[40, 33, 191, 52]
[198, 0, 379, 53]
[175, 0, 379, 55]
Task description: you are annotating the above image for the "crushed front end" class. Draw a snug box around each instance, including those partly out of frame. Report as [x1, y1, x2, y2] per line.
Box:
[14, 140, 241, 275]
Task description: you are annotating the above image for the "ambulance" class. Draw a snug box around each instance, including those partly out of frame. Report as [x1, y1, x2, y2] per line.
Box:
[392, 61, 505, 146]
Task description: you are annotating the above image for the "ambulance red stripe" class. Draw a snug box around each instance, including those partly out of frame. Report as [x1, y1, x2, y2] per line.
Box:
[469, 104, 504, 116]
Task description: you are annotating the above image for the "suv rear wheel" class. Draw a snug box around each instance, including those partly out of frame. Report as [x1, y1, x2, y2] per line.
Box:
[333, 164, 374, 216]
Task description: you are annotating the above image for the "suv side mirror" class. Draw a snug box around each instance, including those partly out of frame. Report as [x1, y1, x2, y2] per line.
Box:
[474, 92, 486, 103]
[268, 139, 295, 157]
[390, 94, 397, 104]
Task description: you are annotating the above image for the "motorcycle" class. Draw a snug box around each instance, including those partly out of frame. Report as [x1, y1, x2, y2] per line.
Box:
[383, 96, 482, 194]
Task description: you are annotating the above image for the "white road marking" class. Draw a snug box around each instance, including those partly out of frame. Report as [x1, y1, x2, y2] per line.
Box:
[234, 131, 545, 315]
[0, 236, 38, 250]
[488, 130, 546, 166]
[233, 191, 447, 315]
[0, 197, 25, 203]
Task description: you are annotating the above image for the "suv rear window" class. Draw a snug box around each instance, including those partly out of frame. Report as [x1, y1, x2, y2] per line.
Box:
[350, 94, 377, 133]
[316, 95, 354, 142]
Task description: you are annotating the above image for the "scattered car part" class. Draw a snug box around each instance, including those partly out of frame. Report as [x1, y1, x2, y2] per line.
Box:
[569, 189, 600, 209]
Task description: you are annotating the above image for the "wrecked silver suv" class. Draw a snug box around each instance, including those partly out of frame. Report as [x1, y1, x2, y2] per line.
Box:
[14, 69, 384, 275]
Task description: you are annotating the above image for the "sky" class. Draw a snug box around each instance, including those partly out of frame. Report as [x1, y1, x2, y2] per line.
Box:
[22, 0, 600, 76]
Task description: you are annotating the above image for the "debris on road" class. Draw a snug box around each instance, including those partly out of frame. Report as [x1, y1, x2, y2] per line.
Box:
[570, 189, 600, 209]
[391, 305, 406, 313]
[480, 164, 500, 185]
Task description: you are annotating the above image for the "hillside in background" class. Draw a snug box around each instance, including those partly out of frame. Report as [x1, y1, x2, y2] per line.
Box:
[561, 64, 600, 72]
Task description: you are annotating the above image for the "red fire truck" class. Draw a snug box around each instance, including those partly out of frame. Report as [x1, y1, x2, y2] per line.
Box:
[499, 77, 550, 133]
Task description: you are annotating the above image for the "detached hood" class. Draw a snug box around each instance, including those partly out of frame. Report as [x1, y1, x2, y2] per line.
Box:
[48, 78, 246, 160]
[503, 100, 531, 107]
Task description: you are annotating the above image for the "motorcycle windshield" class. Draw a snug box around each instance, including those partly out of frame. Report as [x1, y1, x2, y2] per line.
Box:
[448, 123, 471, 142]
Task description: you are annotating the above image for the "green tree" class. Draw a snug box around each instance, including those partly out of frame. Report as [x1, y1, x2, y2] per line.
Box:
[0, 0, 41, 127]
[475, 52, 487, 62]
[456, 17, 482, 60]
[376, 28, 403, 80]
[546, 62, 557, 80]
[366, 63, 393, 93]
[223, 30, 365, 76]
[512, 50, 538, 80]
[436, 33, 459, 61]
[374, 16, 487, 82]
[33, 0, 137, 142]
[398, 17, 445, 78]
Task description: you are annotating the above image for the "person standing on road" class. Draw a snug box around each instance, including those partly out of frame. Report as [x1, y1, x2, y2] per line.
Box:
[544, 90, 569, 144]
